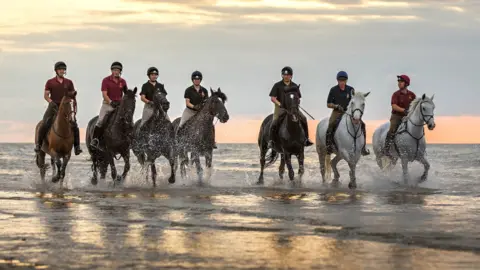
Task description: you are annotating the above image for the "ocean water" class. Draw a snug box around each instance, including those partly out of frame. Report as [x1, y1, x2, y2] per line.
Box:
[0, 143, 479, 269]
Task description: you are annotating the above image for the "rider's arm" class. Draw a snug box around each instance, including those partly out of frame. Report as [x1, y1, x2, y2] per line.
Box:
[184, 88, 195, 109]
[326, 88, 337, 109]
[140, 84, 150, 104]
[269, 84, 281, 106]
[101, 78, 112, 104]
[391, 92, 406, 113]
[44, 80, 53, 103]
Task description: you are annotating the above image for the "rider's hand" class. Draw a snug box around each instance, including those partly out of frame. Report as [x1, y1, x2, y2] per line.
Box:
[148, 101, 154, 105]
[335, 105, 344, 112]
[403, 108, 409, 115]
[110, 101, 120, 108]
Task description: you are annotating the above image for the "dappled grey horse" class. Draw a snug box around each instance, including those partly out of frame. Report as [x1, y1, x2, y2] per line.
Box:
[132, 91, 175, 187]
[258, 86, 305, 183]
[85, 87, 137, 186]
[372, 94, 436, 186]
[316, 91, 370, 189]
[173, 88, 229, 182]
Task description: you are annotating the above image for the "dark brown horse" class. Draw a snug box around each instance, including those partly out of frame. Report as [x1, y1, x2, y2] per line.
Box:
[35, 91, 77, 185]
[85, 87, 137, 186]
[132, 91, 175, 187]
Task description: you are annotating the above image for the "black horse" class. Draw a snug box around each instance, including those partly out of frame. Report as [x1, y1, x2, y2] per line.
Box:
[172, 88, 229, 182]
[132, 91, 175, 187]
[85, 87, 137, 186]
[258, 86, 305, 183]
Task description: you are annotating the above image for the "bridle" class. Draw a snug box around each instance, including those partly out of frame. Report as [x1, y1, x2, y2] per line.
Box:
[343, 106, 364, 152]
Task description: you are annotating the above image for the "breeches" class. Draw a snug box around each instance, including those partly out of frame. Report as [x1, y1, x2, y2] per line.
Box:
[96, 103, 115, 127]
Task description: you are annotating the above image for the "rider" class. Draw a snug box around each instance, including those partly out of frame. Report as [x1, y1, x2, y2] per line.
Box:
[267, 66, 313, 149]
[325, 71, 369, 156]
[138, 67, 169, 134]
[90, 61, 128, 149]
[383, 74, 416, 157]
[178, 70, 217, 149]
[35, 61, 82, 156]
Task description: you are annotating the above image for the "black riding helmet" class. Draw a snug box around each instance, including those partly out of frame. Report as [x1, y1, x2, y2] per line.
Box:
[111, 61, 123, 71]
[54, 61, 67, 70]
[281, 66, 293, 76]
[191, 70, 202, 81]
[147, 67, 159, 76]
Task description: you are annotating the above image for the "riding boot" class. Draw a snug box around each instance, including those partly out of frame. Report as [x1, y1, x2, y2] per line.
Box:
[212, 126, 217, 149]
[325, 131, 334, 154]
[35, 122, 49, 152]
[301, 119, 313, 146]
[71, 123, 82, 155]
[383, 133, 394, 157]
[267, 119, 278, 149]
[360, 122, 370, 156]
[90, 126, 103, 149]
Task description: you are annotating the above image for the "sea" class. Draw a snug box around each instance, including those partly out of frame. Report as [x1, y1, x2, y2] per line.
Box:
[0, 143, 479, 269]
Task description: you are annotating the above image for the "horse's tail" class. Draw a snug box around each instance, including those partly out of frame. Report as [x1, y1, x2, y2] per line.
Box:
[264, 149, 278, 168]
[324, 154, 332, 181]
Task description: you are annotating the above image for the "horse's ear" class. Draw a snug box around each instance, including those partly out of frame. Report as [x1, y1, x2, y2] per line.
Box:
[430, 94, 434, 101]
[364, 91, 370, 97]
[133, 87, 137, 94]
[297, 84, 301, 89]
[217, 87, 221, 92]
[422, 93, 426, 100]
[210, 88, 214, 96]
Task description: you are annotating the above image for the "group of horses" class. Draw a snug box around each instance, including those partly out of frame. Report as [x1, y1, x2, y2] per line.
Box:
[34, 87, 229, 188]
[34, 85, 436, 190]
[258, 86, 436, 189]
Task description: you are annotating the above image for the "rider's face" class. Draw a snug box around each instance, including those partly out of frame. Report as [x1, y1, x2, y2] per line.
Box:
[111, 68, 121, 77]
[397, 80, 406, 89]
[337, 79, 346, 88]
[149, 73, 158, 81]
[56, 69, 66, 77]
[282, 74, 292, 82]
[193, 78, 201, 86]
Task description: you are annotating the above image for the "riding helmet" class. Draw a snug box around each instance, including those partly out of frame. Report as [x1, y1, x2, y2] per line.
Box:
[397, 74, 410, 86]
[54, 61, 67, 70]
[147, 67, 159, 76]
[281, 66, 293, 76]
[336, 71, 348, 80]
[111, 61, 123, 71]
[191, 70, 203, 80]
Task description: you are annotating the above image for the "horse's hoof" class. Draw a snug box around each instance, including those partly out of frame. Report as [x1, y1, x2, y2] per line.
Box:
[348, 182, 357, 189]
[51, 176, 60, 183]
[419, 175, 427, 183]
[168, 177, 175, 184]
[116, 176, 123, 183]
[91, 177, 98, 186]
[256, 179, 264, 185]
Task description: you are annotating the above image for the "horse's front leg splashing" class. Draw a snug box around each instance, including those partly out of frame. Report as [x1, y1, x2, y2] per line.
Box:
[121, 150, 131, 183]
[297, 151, 305, 179]
[278, 154, 285, 180]
[205, 151, 213, 181]
[331, 155, 342, 185]
[284, 153, 294, 181]
[401, 157, 411, 186]
[193, 153, 203, 183]
[59, 155, 71, 186]
[347, 162, 357, 189]
[417, 155, 430, 184]
[51, 157, 62, 183]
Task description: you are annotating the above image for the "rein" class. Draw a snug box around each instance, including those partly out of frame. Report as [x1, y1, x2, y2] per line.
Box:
[52, 100, 76, 139]
[395, 101, 433, 159]
[343, 108, 363, 152]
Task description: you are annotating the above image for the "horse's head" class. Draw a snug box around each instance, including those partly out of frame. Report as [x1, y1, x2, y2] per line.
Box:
[206, 87, 229, 123]
[283, 85, 301, 122]
[119, 87, 137, 123]
[416, 94, 436, 130]
[152, 91, 170, 116]
[347, 90, 370, 124]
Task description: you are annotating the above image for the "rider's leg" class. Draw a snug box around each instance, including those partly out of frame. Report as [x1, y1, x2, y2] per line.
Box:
[267, 105, 281, 148]
[90, 103, 113, 148]
[71, 120, 82, 155]
[138, 103, 155, 135]
[299, 111, 313, 146]
[383, 114, 402, 156]
[325, 110, 341, 154]
[360, 120, 370, 156]
[35, 102, 57, 152]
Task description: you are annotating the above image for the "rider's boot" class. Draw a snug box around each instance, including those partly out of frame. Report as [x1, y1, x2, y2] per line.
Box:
[90, 126, 103, 150]
[325, 131, 334, 155]
[35, 122, 49, 153]
[383, 133, 394, 158]
[361, 121, 370, 156]
[300, 118, 313, 146]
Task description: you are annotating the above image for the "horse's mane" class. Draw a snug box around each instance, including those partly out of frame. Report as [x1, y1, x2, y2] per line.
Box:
[406, 97, 421, 118]
[346, 91, 367, 110]
[210, 91, 227, 103]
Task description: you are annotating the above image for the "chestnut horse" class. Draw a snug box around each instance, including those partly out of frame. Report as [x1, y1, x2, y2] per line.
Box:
[35, 91, 77, 186]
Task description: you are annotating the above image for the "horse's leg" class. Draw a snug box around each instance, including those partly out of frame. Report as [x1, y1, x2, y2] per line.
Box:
[297, 150, 305, 179]
[331, 155, 342, 184]
[151, 162, 157, 187]
[121, 150, 131, 183]
[99, 158, 108, 180]
[168, 148, 176, 184]
[258, 145, 267, 184]
[400, 157, 410, 186]
[60, 155, 71, 188]
[193, 153, 203, 183]
[51, 157, 56, 177]
[347, 161, 357, 189]
[278, 154, 285, 180]
[317, 148, 326, 183]
[285, 153, 294, 181]
[52, 157, 62, 183]
[36, 152, 46, 183]
[91, 157, 99, 185]
[108, 155, 117, 183]
[205, 150, 213, 181]
[179, 151, 187, 179]
[418, 155, 430, 184]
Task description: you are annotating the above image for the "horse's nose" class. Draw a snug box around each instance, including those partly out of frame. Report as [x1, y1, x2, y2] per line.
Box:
[428, 123, 436, 130]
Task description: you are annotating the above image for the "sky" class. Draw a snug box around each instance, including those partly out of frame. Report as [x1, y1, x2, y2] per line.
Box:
[0, 0, 479, 143]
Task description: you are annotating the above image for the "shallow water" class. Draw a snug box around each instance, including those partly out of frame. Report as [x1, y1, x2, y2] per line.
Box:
[0, 143, 479, 269]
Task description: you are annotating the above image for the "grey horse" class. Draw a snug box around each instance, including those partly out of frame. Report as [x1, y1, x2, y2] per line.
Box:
[172, 88, 229, 183]
[132, 91, 175, 187]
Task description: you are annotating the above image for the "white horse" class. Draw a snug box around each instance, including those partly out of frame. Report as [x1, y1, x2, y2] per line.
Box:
[316, 91, 370, 189]
[372, 94, 436, 186]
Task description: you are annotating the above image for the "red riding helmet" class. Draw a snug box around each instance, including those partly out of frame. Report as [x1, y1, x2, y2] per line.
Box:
[397, 74, 410, 86]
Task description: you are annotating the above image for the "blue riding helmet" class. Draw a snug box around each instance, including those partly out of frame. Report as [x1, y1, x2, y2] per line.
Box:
[336, 71, 348, 80]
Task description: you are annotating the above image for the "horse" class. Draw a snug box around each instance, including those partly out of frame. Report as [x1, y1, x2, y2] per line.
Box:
[132, 91, 175, 187]
[85, 87, 137, 186]
[258, 86, 305, 183]
[35, 91, 77, 185]
[372, 94, 436, 186]
[173, 88, 229, 182]
[316, 91, 370, 189]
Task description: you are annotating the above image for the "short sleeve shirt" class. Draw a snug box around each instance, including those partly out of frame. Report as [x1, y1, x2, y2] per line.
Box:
[140, 81, 167, 101]
[45, 77, 75, 104]
[101, 75, 127, 102]
[184, 85, 208, 108]
[326, 85, 355, 111]
[268, 80, 300, 105]
[391, 89, 416, 115]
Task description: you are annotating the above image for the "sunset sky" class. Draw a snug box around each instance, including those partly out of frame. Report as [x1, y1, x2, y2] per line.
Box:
[0, 0, 479, 143]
